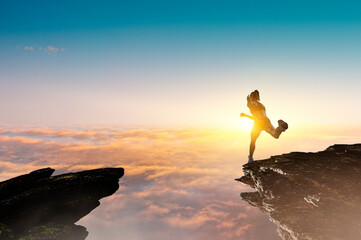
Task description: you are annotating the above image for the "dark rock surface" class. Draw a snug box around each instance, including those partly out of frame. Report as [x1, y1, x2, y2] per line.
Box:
[0, 167, 124, 240]
[236, 144, 361, 240]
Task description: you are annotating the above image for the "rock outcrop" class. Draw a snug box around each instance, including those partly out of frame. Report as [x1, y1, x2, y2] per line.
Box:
[236, 144, 361, 240]
[0, 167, 124, 240]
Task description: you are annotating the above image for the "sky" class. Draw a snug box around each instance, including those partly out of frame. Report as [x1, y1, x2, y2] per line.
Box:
[1, 1, 361, 239]
[1, 0, 361, 128]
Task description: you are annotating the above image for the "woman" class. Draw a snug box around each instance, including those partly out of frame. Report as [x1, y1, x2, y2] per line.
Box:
[240, 90, 288, 163]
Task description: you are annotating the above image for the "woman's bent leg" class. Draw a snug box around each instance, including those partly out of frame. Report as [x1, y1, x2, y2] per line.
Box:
[266, 126, 281, 139]
[264, 119, 286, 139]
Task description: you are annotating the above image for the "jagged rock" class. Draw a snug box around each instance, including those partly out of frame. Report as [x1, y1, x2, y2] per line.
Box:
[18, 223, 88, 240]
[237, 144, 361, 240]
[0, 223, 15, 239]
[0, 167, 124, 240]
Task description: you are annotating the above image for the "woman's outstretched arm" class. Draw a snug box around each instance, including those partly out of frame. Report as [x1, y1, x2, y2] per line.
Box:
[240, 113, 254, 120]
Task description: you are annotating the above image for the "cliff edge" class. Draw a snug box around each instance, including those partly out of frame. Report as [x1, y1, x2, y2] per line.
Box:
[236, 144, 361, 240]
[0, 167, 124, 240]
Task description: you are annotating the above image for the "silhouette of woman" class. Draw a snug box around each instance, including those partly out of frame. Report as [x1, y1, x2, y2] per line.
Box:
[240, 90, 288, 163]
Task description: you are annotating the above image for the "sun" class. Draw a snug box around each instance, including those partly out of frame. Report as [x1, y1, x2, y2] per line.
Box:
[239, 118, 254, 132]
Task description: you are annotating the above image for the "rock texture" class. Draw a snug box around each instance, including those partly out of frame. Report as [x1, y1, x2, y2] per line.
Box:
[0, 167, 124, 240]
[236, 144, 361, 240]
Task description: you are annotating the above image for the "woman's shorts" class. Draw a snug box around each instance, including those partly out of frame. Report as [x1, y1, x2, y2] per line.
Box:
[253, 117, 274, 133]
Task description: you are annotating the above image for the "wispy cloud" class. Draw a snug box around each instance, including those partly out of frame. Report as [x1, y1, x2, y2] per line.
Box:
[19, 45, 65, 55]
[45, 46, 58, 55]
[24, 46, 34, 51]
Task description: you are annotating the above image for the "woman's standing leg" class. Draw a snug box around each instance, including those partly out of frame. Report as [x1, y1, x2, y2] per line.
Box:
[249, 126, 261, 162]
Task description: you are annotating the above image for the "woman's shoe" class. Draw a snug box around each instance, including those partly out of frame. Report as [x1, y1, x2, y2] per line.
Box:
[278, 120, 288, 131]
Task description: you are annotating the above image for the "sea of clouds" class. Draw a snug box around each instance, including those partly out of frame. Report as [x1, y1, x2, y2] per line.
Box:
[0, 125, 359, 239]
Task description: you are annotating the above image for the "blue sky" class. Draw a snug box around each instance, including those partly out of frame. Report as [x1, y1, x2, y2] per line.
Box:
[1, 0, 361, 127]
[3, 0, 361, 33]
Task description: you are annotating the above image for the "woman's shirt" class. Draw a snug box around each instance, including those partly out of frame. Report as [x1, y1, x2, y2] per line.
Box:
[247, 99, 268, 120]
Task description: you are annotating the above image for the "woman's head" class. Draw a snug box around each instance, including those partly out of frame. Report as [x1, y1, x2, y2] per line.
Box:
[249, 90, 260, 101]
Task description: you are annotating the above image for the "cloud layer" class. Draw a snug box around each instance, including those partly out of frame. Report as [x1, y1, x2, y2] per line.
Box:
[1, 125, 359, 239]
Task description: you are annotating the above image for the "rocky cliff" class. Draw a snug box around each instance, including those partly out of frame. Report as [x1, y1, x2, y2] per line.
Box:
[0, 167, 124, 240]
[236, 144, 361, 240]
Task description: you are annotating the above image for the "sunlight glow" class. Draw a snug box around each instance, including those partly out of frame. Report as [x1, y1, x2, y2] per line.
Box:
[239, 118, 254, 132]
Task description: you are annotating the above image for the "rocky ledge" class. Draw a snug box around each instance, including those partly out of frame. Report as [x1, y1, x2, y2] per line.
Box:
[236, 144, 361, 240]
[0, 167, 124, 240]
